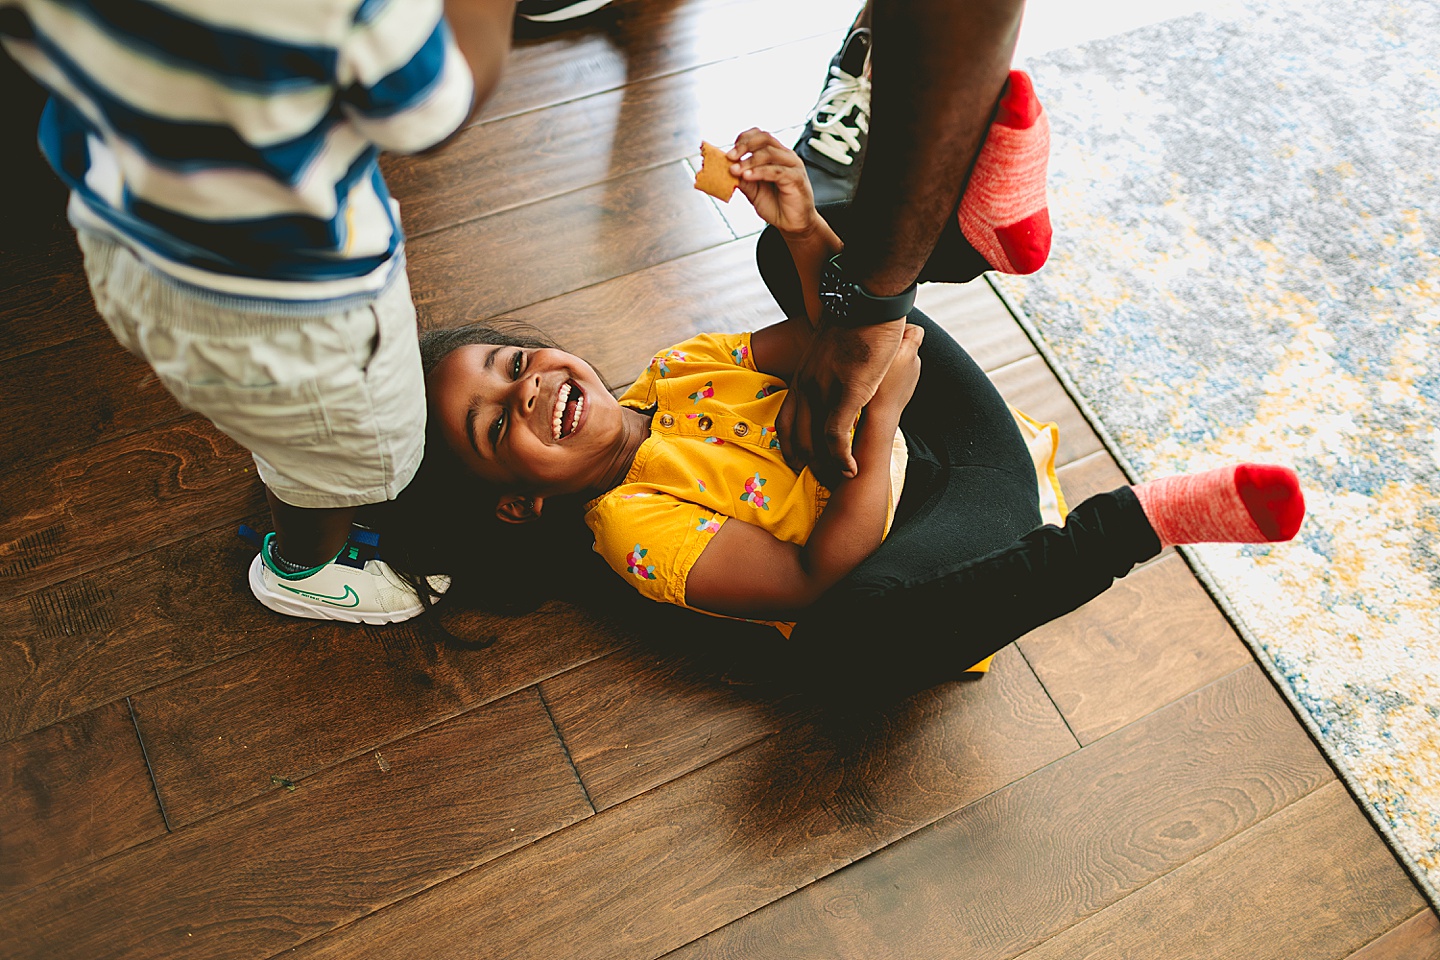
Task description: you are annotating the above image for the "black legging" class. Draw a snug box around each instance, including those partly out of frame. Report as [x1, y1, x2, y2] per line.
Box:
[758, 214, 1163, 672]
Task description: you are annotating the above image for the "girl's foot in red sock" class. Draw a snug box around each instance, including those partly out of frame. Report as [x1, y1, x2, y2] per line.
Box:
[958, 70, 1053, 275]
[1132, 464, 1305, 550]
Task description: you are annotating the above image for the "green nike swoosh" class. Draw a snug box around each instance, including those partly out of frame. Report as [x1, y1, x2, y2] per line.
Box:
[278, 582, 361, 608]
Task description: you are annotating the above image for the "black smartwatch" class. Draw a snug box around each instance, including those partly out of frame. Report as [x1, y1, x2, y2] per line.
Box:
[818, 252, 917, 328]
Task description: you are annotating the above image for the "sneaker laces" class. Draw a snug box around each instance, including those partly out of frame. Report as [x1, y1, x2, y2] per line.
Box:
[806, 66, 871, 166]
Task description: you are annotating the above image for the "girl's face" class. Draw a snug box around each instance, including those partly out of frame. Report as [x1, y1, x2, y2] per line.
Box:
[428, 344, 628, 498]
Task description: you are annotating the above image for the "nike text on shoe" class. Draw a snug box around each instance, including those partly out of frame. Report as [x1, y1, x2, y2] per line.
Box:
[249, 530, 449, 625]
[795, 26, 871, 205]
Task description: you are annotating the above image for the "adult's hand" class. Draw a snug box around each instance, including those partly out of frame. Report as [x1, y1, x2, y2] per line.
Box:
[777, 317, 905, 484]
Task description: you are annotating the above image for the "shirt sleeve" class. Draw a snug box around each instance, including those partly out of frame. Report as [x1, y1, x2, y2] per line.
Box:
[338, 0, 474, 154]
[585, 492, 727, 608]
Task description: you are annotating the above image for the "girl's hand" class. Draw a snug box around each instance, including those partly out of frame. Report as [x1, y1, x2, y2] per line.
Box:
[869, 323, 925, 417]
[728, 128, 819, 239]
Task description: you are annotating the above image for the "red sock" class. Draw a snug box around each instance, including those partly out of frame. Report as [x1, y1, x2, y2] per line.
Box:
[958, 70, 1053, 275]
[1132, 464, 1305, 550]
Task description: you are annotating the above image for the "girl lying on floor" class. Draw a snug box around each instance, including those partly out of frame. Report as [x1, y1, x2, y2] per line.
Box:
[371, 125, 1304, 677]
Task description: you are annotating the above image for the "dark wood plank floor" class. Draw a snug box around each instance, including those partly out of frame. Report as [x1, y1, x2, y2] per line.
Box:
[2, 2, 1436, 958]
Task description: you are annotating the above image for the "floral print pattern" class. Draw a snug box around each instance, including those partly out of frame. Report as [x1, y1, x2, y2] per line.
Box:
[626, 545, 656, 580]
[739, 473, 770, 510]
[654, 349, 687, 378]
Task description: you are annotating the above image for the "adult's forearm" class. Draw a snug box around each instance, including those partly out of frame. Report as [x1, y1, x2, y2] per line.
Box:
[848, 0, 1026, 296]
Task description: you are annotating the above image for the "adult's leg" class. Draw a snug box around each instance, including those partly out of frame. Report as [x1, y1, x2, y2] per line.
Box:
[848, 0, 1026, 297]
[756, 202, 989, 321]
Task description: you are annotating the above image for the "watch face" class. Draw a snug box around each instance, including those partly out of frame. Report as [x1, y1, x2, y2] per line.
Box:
[819, 254, 916, 326]
[819, 257, 855, 323]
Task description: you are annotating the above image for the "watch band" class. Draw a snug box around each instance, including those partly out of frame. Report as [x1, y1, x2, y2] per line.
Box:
[818, 253, 917, 328]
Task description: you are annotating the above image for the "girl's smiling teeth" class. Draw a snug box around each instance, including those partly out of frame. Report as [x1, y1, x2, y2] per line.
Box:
[552, 379, 585, 440]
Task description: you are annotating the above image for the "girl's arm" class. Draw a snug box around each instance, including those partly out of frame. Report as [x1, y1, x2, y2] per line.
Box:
[685, 324, 924, 619]
[728, 129, 843, 380]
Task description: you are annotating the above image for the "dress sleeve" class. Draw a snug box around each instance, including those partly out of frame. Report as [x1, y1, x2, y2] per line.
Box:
[585, 492, 727, 608]
[338, 0, 474, 154]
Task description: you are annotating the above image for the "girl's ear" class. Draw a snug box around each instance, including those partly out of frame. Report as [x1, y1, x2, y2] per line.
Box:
[496, 493, 545, 524]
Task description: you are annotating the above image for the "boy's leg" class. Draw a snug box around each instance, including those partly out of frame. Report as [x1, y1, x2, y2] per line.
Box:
[264, 491, 355, 568]
[78, 230, 438, 623]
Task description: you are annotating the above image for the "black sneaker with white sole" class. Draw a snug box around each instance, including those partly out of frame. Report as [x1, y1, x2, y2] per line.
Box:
[516, 0, 615, 22]
[795, 26, 871, 206]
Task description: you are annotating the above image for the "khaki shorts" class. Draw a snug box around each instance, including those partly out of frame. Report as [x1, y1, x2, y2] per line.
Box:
[78, 230, 426, 509]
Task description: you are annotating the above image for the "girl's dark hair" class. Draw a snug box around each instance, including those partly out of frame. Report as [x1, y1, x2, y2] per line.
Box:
[361, 320, 600, 639]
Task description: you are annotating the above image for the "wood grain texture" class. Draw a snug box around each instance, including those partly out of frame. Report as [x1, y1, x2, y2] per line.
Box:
[278, 647, 1077, 960]
[0, 700, 164, 896]
[0, 418, 262, 601]
[1012, 780, 1424, 960]
[0, 235, 95, 362]
[0, 331, 185, 471]
[664, 663, 1335, 960]
[478, 0, 848, 124]
[918, 280, 1038, 373]
[1345, 910, 1440, 960]
[131, 599, 626, 827]
[507, 236, 778, 387]
[988, 354, 1104, 467]
[0, 515, 308, 742]
[407, 160, 735, 328]
[540, 643, 784, 810]
[1054, 449, 1130, 505]
[0, 691, 591, 960]
[1018, 553, 1254, 744]
[385, 34, 841, 238]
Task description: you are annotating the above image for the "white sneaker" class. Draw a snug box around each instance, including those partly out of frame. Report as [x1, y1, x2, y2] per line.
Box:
[248, 530, 449, 624]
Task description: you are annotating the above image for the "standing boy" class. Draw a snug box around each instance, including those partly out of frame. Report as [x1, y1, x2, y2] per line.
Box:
[0, 0, 516, 623]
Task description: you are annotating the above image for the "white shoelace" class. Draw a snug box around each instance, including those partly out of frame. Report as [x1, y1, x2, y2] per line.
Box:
[805, 65, 871, 166]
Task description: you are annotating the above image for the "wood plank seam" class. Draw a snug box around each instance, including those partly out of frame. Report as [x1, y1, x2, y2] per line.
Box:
[1010, 677, 1345, 914]
[469, 237, 746, 328]
[537, 683, 598, 815]
[474, 25, 845, 127]
[131, 635, 623, 832]
[126, 695, 171, 833]
[405, 155, 734, 244]
[1011, 644, 1082, 748]
[1003, 780, 1412, 960]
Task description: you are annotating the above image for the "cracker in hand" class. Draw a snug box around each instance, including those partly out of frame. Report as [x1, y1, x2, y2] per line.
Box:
[694, 141, 740, 201]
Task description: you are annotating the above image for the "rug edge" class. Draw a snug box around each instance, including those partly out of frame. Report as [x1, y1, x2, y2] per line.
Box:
[985, 273, 1440, 914]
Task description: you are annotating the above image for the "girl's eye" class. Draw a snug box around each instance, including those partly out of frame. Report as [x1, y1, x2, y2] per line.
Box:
[490, 410, 505, 447]
[511, 350, 524, 379]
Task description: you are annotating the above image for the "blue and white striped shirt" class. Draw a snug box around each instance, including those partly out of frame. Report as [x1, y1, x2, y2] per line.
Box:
[1, 0, 474, 304]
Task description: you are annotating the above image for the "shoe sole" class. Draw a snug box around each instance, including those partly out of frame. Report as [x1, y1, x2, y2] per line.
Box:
[248, 555, 424, 625]
[520, 0, 613, 21]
